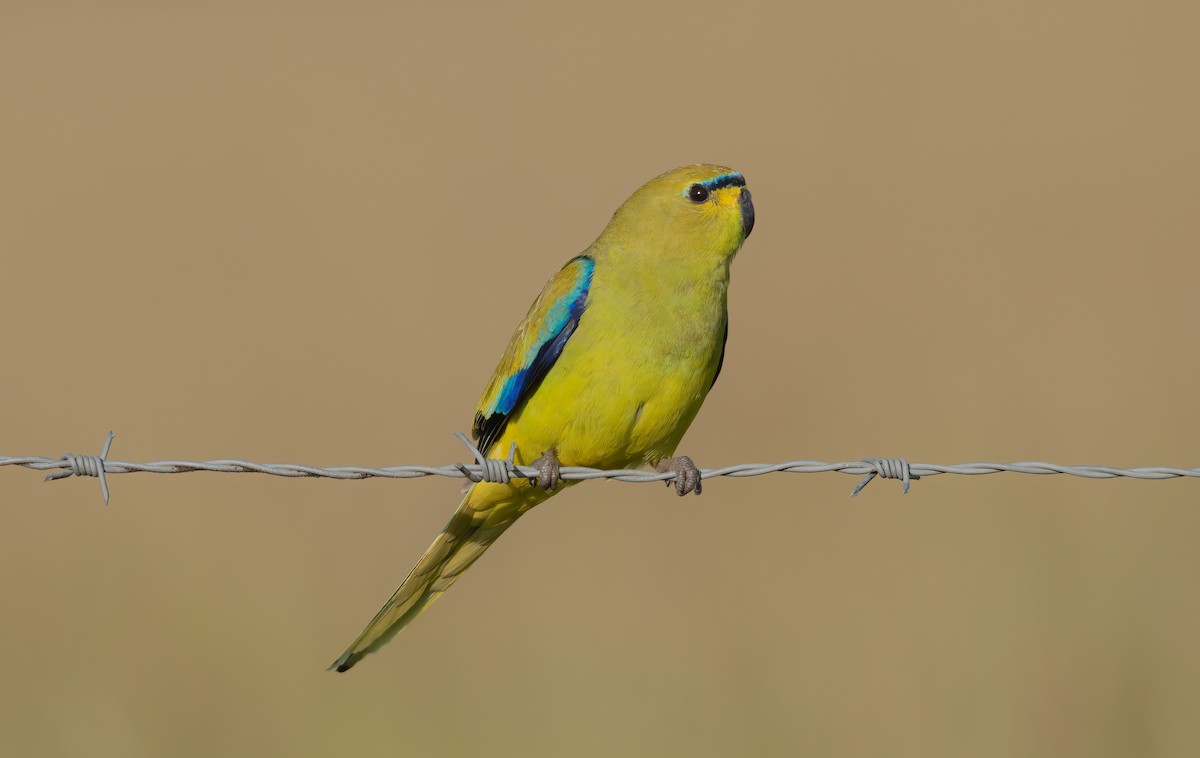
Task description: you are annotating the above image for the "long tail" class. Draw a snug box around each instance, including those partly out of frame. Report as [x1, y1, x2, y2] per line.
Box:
[331, 481, 546, 672]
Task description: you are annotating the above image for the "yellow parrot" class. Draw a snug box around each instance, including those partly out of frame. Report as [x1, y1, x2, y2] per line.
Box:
[332, 164, 754, 671]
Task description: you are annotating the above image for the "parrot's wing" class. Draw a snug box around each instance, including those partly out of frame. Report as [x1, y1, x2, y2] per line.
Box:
[472, 255, 594, 456]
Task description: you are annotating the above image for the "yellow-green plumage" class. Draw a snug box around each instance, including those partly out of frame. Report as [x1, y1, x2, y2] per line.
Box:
[332, 165, 753, 671]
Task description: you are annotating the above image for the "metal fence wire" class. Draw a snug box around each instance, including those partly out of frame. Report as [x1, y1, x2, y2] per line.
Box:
[3, 431, 1198, 505]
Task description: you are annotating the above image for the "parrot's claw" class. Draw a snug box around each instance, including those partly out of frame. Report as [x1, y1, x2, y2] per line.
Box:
[655, 455, 702, 496]
[529, 449, 561, 491]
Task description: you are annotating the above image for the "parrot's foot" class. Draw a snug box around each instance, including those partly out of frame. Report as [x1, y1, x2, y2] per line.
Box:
[655, 456, 702, 496]
[529, 448, 561, 491]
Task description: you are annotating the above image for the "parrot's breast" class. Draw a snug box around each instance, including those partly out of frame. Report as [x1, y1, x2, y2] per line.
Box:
[495, 254, 730, 471]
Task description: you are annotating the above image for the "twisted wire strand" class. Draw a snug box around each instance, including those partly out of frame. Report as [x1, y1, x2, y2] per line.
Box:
[3, 431, 1199, 504]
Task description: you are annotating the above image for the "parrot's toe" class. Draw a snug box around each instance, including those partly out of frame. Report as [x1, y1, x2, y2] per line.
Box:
[529, 448, 561, 490]
[656, 455, 702, 496]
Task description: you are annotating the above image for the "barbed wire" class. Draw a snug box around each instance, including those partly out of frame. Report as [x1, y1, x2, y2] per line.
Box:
[3, 431, 1198, 505]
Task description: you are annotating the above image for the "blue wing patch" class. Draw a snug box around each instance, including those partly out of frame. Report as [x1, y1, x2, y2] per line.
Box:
[473, 255, 594, 456]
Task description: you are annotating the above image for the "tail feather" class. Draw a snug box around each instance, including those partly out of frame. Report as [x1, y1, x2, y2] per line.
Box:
[330, 482, 541, 672]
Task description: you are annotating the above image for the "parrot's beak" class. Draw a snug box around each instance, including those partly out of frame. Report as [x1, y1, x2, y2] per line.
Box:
[739, 187, 755, 239]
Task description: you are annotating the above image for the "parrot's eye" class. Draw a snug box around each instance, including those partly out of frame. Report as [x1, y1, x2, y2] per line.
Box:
[687, 184, 710, 203]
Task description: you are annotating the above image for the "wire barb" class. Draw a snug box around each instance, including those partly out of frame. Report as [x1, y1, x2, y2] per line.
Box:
[851, 457, 919, 497]
[43, 431, 115, 505]
[452, 432, 520, 484]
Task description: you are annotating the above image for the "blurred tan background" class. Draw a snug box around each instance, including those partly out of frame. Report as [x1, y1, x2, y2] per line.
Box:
[2, 2, 1198, 756]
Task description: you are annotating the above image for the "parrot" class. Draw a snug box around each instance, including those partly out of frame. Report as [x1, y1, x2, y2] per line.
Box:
[331, 164, 754, 671]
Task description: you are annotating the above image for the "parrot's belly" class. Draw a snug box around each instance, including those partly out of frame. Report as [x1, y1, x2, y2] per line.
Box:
[498, 314, 724, 470]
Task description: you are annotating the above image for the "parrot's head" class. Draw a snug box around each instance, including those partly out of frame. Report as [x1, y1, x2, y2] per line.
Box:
[603, 164, 754, 262]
